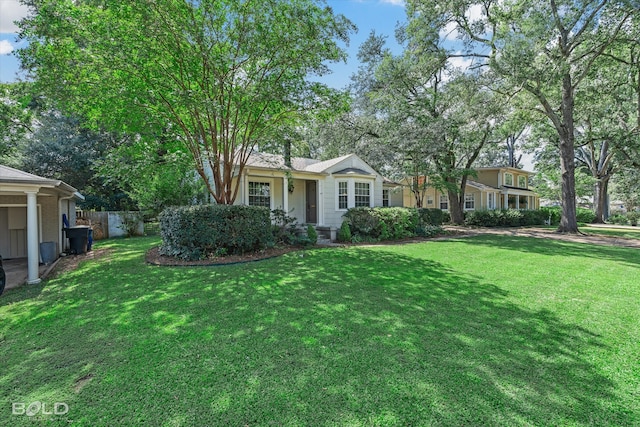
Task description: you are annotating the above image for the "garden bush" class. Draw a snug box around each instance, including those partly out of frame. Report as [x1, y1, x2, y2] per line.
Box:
[464, 209, 547, 227]
[271, 209, 298, 244]
[576, 208, 597, 224]
[159, 204, 272, 260]
[626, 211, 640, 226]
[306, 224, 318, 245]
[342, 207, 419, 241]
[337, 221, 352, 242]
[539, 206, 561, 225]
[608, 213, 628, 225]
[417, 208, 445, 226]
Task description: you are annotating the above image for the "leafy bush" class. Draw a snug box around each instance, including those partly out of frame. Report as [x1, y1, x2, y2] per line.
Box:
[626, 211, 640, 226]
[159, 204, 272, 260]
[608, 214, 628, 225]
[306, 224, 318, 245]
[417, 208, 445, 226]
[539, 206, 561, 225]
[342, 207, 418, 241]
[337, 221, 351, 242]
[576, 208, 596, 224]
[416, 225, 444, 237]
[464, 209, 546, 227]
[271, 209, 298, 244]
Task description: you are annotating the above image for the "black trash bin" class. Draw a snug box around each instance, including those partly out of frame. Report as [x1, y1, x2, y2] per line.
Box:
[64, 226, 91, 255]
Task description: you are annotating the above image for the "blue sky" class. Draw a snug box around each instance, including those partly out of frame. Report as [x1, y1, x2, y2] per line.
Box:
[0, 0, 408, 88]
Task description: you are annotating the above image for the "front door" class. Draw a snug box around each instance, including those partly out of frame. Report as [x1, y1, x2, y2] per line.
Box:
[305, 181, 317, 224]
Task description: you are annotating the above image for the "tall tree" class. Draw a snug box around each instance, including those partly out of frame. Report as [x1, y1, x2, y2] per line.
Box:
[0, 82, 39, 164]
[406, 0, 636, 232]
[18, 0, 354, 204]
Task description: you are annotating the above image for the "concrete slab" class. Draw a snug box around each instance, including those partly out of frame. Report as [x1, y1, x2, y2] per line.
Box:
[2, 258, 56, 291]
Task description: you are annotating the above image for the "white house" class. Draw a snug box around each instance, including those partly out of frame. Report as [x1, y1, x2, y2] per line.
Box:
[217, 153, 403, 235]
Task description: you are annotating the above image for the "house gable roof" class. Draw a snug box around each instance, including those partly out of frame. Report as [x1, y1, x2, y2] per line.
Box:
[244, 153, 382, 177]
[0, 164, 83, 199]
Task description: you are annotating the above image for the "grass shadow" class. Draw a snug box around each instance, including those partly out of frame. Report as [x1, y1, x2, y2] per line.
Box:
[0, 237, 635, 425]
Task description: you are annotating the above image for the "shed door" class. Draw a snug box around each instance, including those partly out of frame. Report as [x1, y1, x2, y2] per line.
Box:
[305, 181, 317, 224]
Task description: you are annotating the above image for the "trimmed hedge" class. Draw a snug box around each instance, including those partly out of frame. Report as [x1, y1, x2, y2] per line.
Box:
[341, 207, 445, 241]
[576, 208, 596, 224]
[343, 207, 419, 240]
[159, 204, 272, 260]
[464, 209, 547, 227]
[417, 208, 445, 226]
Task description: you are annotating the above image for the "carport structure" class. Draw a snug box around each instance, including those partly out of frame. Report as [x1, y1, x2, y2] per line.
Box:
[0, 165, 83, 285]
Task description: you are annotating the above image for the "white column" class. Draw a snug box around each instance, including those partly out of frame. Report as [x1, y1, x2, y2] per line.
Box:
[504, 193, 509, 209]
[282, 176, 289, 213]
[515, 195, 520, 210]
[26, 191, 41, 285]
[317, 180, 324, 225]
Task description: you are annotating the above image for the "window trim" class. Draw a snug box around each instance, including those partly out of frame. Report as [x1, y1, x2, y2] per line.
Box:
[382, 189, 390, 207]
[464, 193, 475, 210]
[247, 178, 274, 210]
[354, 181, 371, 207]
[518, 175, 527, 189]
[504, 172, 514, 186]
[439, 194, 449, 210]
[336, 180, 348, 211]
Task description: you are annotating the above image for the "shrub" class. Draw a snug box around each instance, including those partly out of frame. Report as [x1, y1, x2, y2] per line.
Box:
[539, 206, 561, 225]
[337, 221, 352, 242]
[416, 225, 444, 237]
[626, 211, 640, 226]
[306, 224, 318, 245]
[608, 214, 628, 225]
[417, 208, 445, 227]
[271, 209, 298, 244]
[464, 209, 546, 227]
[159, 204, 272, 260]
[465, 210, 500, 227]
[576, 208, 596, 224]
[342, 207, 418, 241]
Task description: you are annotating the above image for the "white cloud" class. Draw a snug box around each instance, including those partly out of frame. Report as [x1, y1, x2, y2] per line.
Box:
[379, 0, 405, 6]
[0, 39, 14, 54]
[439, 4, 485, 41]
[0, 0, 30, 33]
[447, 54, 474, 71]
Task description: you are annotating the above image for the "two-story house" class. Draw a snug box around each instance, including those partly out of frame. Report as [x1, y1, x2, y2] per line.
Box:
[402, 167, 540, 211]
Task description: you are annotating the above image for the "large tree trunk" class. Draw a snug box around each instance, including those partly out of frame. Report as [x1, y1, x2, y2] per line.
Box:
[448, 189, 465, 225]
[593, 177, 610, 223]
[557, 74, 579, 233]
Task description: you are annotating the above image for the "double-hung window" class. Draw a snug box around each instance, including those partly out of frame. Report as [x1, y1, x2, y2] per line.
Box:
[518, 176, 527, 188]
[354, 182, 370, 207]
[382, 189, 390, 207]
[439, 194, 448, 210]
[248, 181, 271, 208]
[338, 181, 348, 210]
[504, 173, 514, 186]
[464, 193, 475, 210]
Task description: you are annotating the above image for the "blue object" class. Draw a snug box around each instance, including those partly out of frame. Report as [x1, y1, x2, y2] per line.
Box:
[87, 228, 93, 251]
[62, 213, 70, 228]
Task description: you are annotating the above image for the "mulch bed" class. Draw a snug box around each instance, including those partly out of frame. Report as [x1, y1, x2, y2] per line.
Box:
[145, 245, 304, 266]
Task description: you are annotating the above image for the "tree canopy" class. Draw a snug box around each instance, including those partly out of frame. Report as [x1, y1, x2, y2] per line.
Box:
[18, 0, 354, 204]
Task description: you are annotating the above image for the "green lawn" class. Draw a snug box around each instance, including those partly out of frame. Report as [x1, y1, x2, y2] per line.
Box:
[1, 236, 639, 426]
[581, 225, 640, 240]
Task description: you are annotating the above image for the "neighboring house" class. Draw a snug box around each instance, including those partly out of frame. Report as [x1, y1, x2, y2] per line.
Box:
[0, 165, 83, 284]
[215, 153, 403, 233]
[402, 167, 540, 211]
